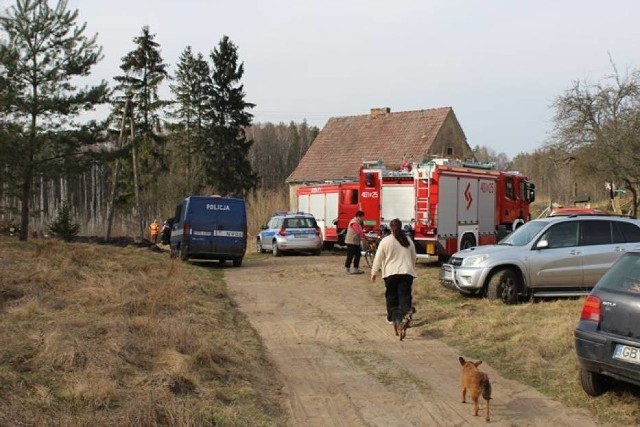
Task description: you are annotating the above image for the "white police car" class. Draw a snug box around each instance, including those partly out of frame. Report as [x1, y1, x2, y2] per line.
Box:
[256, 211, 322, 256]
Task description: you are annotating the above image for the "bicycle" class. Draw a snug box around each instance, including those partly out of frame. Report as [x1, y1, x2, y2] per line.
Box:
[363, 232, 380, 268]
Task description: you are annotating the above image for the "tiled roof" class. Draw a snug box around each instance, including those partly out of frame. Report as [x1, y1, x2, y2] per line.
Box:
[286, 107, 455, 183]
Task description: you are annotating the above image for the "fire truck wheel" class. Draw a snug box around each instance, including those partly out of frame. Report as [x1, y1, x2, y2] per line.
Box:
[486, 268, 520, 305]
[272, 241, 282, 257]
[460, 233, 476, 250]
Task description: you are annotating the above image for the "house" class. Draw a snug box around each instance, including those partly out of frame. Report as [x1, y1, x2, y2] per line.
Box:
[286, 107, 474, 205]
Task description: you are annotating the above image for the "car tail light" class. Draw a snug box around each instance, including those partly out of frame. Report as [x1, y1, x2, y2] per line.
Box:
[580, 295, 601, 323]
[278, 227, 287, 236]
[183, 222, 190, 237]
[315, 226, 321, 236]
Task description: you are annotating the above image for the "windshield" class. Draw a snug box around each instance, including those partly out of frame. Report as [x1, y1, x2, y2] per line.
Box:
[498, 220, 548, 246]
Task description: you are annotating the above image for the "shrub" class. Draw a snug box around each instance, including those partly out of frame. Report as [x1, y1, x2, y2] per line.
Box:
[48, 202, 80, 241]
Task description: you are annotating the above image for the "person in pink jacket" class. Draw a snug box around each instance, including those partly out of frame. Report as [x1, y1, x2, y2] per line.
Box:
[344, 210, 366, 274]
[370, 218, 417, 323]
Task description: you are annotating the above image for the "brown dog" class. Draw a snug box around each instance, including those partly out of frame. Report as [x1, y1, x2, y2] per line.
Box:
[459, 356, 492, 422]
[393, 313, 411, 341]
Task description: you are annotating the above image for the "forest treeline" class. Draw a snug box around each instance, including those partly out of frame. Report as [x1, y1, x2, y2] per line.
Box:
[1, 1, 638, 240]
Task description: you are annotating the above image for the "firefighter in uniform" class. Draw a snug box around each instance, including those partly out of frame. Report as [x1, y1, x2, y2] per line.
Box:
[149, 219, 160, 244]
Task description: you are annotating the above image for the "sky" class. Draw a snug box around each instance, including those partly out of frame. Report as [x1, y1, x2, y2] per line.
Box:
[43, 1, 640, 157]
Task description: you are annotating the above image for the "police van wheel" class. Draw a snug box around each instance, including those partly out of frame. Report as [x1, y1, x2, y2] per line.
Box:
[233, 257, 243, 267]
[179, 246, 188, 261]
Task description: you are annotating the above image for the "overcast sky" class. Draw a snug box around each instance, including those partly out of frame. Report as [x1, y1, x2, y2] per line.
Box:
[58, 0, 640, 158]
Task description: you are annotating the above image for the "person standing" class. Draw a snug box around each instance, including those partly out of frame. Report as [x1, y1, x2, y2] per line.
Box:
[344, 210, 366, 274]
[370, 218, 417, 322]
[149, 219, 160, 244]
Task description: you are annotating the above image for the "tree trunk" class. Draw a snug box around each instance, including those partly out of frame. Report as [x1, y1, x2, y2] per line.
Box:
[105, 99, 130, 240]
[131, 124, 144, 240]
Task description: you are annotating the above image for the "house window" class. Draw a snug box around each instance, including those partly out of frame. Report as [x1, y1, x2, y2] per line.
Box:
[446, 146, 453, 156]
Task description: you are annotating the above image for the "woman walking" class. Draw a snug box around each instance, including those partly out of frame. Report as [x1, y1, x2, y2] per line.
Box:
[370, 218, 417, 323]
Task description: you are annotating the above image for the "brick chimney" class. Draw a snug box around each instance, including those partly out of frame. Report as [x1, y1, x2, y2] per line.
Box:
[370, 107, 391, 118]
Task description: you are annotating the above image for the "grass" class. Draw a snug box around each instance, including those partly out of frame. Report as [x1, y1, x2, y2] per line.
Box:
[0, 237, 286, 426]
[411, 263, 640, 425]
[2, 229, 639, 425]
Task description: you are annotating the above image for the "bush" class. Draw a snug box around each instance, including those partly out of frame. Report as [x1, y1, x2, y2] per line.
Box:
[48, 202, 80, 241]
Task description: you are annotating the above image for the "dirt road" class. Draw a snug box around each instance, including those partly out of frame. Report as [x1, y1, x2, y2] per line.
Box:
[227, 253, 601, 427]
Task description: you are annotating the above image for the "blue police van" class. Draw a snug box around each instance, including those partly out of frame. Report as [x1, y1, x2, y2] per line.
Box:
[170, 195, 247, 266]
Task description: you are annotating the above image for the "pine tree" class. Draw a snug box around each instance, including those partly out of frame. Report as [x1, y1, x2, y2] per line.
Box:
[0, 0, 109, 240]
[111, 26, 168, 233]
[48, 201, 80, 241]
[169, 46, 212, 193]
[203, 35, 258, 196]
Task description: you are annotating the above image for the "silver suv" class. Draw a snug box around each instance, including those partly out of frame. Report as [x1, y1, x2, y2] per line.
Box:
[440, 215, 640, 304]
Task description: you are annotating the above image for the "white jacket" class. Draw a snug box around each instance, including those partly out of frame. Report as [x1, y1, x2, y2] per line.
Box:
[370, 235, 417, 279]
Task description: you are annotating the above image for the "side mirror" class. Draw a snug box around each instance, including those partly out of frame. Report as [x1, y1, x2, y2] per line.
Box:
[260, 225, 268, 230]
[332, 218, 338, 225]
[535, 239, 549, 249]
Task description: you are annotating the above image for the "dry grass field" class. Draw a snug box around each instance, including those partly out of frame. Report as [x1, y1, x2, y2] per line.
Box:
[0, 237, 286, 426]
[2, 188, 640, 425]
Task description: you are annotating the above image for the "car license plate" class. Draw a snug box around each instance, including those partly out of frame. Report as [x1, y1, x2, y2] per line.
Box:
[613, 344, 640, 365]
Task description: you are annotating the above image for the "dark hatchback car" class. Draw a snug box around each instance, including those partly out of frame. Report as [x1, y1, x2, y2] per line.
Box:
[575, 250, 640, 396]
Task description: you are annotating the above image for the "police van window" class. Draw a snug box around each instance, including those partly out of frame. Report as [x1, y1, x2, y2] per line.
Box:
[173, 205, 182, 223]
[505, 177, 515, 200]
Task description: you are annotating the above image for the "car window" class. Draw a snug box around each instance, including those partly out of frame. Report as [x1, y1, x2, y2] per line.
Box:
[285, 218, 300, 228]
[499, 220, 547, 246]
[268, 217, 284, 229]
[614, 221, 640, 243]
[284, 217, 316, 228]
[580, 220, 612, 246]
[541, 222, 578, 248]
[597, 253, 640, 293]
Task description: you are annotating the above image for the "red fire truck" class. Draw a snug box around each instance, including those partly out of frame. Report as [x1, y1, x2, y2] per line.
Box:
[359, 160, 536, 261]
[296, 181, 360, 247]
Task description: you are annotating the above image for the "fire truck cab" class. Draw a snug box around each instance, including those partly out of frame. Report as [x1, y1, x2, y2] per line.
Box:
[296, 182, 360, 247]
[358, 160, 536, 261]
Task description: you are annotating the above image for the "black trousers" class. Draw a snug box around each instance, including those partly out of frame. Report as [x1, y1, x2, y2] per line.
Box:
[345, 244, 362, 268]
[384, 274, 414, 321]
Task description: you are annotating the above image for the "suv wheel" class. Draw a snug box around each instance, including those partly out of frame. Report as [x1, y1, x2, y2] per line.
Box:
[272, 241, 282, 257]
[579, 368, 609, 396]
[486, 268, 519, 304]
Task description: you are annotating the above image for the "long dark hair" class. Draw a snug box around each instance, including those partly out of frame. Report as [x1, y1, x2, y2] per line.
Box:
[389, 218, 410, 248]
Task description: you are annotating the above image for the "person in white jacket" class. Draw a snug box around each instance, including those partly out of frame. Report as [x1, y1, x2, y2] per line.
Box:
[370, 218, 417, 323]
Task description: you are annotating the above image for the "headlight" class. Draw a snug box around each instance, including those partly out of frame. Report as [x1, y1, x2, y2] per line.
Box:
[461, 254, 489, 267]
